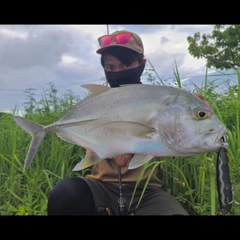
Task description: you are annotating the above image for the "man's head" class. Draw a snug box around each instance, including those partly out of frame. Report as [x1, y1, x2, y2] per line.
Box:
[97, 30, 146, 87]
[96, 30, 144, 55]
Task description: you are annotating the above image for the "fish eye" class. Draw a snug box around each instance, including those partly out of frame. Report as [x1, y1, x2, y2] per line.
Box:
[196, 110, 208, 119]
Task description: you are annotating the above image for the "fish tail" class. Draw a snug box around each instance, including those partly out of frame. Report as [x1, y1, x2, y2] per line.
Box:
[14, 116, 47, 171]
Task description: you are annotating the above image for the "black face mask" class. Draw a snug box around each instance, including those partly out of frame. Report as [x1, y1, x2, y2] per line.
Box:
[104, 64, 145, 88]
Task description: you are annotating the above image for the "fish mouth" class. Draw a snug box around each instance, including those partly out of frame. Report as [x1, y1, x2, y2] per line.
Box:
[219, 135, 228, 148]
[205, 126, 228, 149]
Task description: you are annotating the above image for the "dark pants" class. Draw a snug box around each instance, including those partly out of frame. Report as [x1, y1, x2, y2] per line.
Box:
[47, 176, 189, 215]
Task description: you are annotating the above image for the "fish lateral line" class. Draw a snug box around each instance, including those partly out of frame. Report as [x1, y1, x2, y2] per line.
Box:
[47, 117, 99, 129]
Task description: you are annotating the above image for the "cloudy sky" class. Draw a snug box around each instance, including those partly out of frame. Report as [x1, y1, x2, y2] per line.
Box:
[0, 24, 230, 113]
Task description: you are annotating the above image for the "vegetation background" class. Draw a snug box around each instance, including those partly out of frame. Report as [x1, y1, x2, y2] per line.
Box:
[1, 24, 240, 215]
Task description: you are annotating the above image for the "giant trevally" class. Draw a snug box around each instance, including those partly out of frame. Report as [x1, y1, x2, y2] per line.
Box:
[14, 84, 228, 171]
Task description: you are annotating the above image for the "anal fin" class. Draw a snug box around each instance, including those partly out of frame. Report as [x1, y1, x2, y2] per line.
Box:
[72, 153, 102, 171]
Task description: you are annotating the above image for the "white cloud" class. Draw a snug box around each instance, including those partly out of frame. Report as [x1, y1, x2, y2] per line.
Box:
[60, 55, 79, 64]
[0, 25, 28, 40]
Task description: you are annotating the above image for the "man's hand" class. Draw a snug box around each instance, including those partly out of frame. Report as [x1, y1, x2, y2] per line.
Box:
[194, 92, 213, 109]
[86, 148, 133, 167]
[114, 154, 134, 167]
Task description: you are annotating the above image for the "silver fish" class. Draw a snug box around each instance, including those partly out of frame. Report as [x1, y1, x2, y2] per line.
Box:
[14, 84, 228, 171]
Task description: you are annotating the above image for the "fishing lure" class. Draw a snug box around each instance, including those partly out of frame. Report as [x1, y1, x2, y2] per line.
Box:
[216, 137, 233, 215]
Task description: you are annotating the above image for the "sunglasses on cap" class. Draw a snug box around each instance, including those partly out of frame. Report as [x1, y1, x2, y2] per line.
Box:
[98, 32, 143, 49]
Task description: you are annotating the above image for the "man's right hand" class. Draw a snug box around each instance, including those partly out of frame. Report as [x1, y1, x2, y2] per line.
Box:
[114, 154, 134, 167]
[86, 148, 133, 167]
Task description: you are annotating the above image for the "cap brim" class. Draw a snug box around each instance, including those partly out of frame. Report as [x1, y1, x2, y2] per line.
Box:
[96, 44, 142, 54]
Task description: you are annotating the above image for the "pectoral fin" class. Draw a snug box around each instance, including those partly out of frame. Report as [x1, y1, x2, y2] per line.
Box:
[89, 121, 155, 139]
[128, 154, 154, 169]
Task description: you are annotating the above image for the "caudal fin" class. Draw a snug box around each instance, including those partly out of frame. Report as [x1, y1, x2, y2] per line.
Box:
[14, 116, 47, 171]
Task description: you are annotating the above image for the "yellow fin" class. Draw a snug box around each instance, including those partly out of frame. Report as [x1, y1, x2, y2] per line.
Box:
[81, 84, 110, 94]
[72, 154, 102, 171]
[128, 154, 154, 169]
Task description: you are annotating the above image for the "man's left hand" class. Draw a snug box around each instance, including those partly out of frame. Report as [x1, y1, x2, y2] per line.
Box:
[194, 92, 213, 109]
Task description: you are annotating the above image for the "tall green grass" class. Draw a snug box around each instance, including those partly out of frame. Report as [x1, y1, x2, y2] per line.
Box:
[0, 85, 87, 215]
[0, 67, 240, 215]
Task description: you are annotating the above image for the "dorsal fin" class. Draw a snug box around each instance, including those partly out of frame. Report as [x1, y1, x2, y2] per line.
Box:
[81, 84, 110, 94]
[57, 84, 111, 121]
[80, 84, 111, 103]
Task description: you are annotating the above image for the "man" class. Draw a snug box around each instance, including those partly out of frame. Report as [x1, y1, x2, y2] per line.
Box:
[47, 30, 211, 215]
